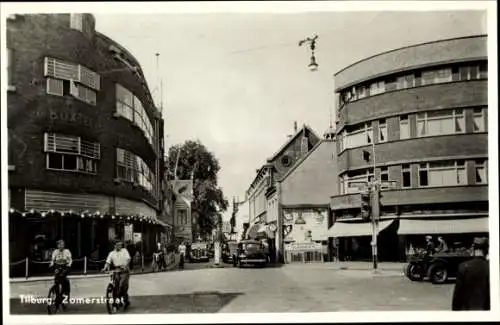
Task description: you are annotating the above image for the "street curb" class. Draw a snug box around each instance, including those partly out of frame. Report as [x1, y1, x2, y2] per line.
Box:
[10, 259, 180, 284]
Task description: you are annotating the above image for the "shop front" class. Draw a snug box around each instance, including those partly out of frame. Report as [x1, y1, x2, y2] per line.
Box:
[327, 218, 400, 262]
[282, 208, 329, 263]
[284, 242, 326, 263]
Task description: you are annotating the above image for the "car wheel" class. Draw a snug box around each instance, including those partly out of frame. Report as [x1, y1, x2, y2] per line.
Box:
[428, 264, 448, 284]
[406, 264, 423, 281]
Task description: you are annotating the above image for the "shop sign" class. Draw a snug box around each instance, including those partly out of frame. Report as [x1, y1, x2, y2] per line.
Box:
[285, 242, 322, 252]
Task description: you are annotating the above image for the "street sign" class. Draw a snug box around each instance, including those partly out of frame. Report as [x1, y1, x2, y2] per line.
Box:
[380, 180, 398, 190]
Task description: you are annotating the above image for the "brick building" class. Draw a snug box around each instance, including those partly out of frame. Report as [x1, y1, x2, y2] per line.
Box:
[328, 35, 489, 262]
[7, 14, 167, 267]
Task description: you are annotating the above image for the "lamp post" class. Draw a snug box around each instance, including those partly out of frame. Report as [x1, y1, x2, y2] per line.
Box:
[299, 34, 319, 71]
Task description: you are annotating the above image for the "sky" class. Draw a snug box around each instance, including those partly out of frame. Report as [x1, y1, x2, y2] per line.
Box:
[93, 9, 487, 221]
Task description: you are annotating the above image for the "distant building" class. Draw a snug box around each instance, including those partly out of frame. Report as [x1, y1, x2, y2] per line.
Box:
[329, 35, 488, 262]
[246, 123, 321, 262]
[170, 179, 194, 243]
[279, 126, 338, 263]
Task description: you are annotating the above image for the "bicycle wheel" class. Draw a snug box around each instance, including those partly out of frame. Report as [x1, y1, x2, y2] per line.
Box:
[105, 283, 115, 314]
[47, 285, 58, 315]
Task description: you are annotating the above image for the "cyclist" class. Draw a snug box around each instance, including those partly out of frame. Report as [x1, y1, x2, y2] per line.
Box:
[178, 241, 187, 269]
[102, 240, 131, 309]
[49, 239, 72, 301]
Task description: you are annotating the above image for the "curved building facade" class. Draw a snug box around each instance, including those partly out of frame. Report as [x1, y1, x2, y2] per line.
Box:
[7, 14, 166, 266]
[329, 35, 488, 262]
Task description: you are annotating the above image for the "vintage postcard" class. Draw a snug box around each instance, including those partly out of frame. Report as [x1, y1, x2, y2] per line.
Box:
[1, 1, 498, 324]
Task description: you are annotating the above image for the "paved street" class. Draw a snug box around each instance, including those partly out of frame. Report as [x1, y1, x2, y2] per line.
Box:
[10, 262, 455, 314]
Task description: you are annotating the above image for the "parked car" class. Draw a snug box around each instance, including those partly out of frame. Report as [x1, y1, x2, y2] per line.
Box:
[222, 241, 238, 264]
[189, 242, 210, 263]
[405, 245, 474, 284]
[234, 240, 270, 268]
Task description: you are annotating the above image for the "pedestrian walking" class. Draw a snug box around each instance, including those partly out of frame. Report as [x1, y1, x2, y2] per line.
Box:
[452, 237, 490, 311]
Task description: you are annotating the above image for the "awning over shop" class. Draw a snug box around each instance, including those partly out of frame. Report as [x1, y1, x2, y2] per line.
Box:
[398, 217, 489, 235]
[327, 219, 394, 237]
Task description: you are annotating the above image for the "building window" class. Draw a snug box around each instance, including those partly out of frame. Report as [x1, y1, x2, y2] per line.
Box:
[342, 123, 373, 150]
[370, 81, 385, 96]
[396, 74, 415, 90]
[116, 148, 154, 192]
[459, 65, 482, 81]
[378, 119, 387, 143]
[44, 133, 100, 174]
[416, 109, 464, 137]
[402, 164, 411, 188]
[479, 63, 488, 79]
[340, 169, 374, 194]
[418, 161, 466, 188]
[421, 68, 452, 85]
[473, 108, 486, 132]
[380, 167, 389, 182]
[116, 84, 154, 145]
[399, 115, 410, 139]
[44, 57, 99, 105]
[356, 85, 368, 99]
[475, 159, 488, 184]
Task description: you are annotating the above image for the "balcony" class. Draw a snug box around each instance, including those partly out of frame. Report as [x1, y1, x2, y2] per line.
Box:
[331, 185, 488, 210]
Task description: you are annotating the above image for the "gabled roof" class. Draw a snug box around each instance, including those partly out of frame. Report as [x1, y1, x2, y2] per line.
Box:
[279, 138, 335, 183]
[266, 124, 319, 163]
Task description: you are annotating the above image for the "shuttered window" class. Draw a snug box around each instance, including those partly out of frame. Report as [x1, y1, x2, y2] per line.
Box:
[116, 148, 154, 192]
[45, 133, 100, 174]
[44, 57, 100, 91]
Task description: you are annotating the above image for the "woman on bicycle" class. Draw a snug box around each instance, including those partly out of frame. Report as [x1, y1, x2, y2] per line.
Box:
[102, 240, 131, 309]
[49, 239, 72, 299]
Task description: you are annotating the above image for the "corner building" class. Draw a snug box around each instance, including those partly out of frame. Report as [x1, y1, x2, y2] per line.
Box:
[329, 35, 488, 262]
[7, 14, 166, 269]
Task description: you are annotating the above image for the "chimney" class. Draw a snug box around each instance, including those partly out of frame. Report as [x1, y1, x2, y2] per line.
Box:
[294, 121, 298, 133]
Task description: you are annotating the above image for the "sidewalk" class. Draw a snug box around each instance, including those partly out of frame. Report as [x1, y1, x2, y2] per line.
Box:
[283, 261, 406, 274]
[10, 256, 180, 283]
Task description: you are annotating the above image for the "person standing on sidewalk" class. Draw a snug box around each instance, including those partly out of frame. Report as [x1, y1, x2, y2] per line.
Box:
[452, 237, 490, 311]
[178, 241, 187, 269]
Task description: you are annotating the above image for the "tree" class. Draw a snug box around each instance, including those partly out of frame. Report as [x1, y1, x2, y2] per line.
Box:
[166, 140, 229, 237]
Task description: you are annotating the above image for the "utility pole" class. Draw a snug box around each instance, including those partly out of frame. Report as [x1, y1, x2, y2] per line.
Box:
[362, 140, 381, 271]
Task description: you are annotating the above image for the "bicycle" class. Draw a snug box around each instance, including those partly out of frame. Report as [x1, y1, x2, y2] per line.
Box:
[153, 252, 165, 272]
[105, 269, 128, 314]
[47, 264, 69, 314]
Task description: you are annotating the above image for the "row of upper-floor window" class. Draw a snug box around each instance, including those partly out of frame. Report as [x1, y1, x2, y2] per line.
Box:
[338, 107, 487, 152]
[340, 159, 488, 195]
[6, 53, 156, 147]
[43, 132, 156, 193]
[337, 62, 488, 108]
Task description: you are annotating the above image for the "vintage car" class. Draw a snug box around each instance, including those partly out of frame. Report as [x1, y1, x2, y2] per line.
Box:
[405, 245, 474, 284]
[234, 240, 270, 268]
[189, 242, 210, 263]
[222, 241, 239, 264]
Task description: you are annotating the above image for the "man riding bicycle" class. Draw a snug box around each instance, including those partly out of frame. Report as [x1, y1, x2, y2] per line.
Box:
[49, 239, 72, 300]
[102, 240, 131, 309]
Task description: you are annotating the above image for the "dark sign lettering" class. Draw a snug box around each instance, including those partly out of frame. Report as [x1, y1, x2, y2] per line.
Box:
[48, 109, 92, 126]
